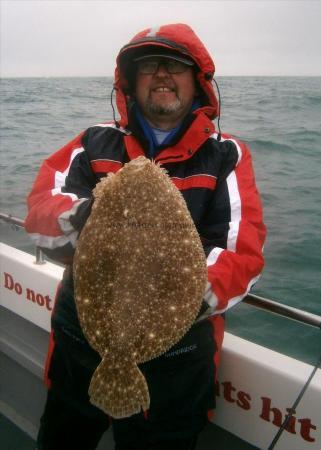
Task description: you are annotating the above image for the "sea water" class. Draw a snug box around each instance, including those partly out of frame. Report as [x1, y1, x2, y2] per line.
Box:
[0, 76, 320, 365]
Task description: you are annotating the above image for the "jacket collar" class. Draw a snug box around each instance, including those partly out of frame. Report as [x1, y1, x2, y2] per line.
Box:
[124, 111, 215, 165]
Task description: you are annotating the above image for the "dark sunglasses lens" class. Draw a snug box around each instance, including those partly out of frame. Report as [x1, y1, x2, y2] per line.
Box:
[137, 59, 189, 74]
[166, 60, 187, 73]
[138, 61, 159, 74]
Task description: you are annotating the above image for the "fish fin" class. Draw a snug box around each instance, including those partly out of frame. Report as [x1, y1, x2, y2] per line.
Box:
[88, 356, 150, 419]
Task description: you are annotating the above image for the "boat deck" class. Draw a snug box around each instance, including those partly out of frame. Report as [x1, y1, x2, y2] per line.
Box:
[0, 412, 259, 450]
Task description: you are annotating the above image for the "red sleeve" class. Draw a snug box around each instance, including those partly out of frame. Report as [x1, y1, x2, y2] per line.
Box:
[203, 138, 266, 315]
[24, 131, 93, 257]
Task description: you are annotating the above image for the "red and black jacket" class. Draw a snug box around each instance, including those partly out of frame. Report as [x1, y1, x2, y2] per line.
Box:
[25, 24, 266, 362]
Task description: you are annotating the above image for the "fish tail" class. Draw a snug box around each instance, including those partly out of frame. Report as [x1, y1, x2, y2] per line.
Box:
[88, 357, 150, 419]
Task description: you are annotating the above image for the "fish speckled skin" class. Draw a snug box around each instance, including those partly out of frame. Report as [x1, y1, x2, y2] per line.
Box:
[74, 156, 207, 418]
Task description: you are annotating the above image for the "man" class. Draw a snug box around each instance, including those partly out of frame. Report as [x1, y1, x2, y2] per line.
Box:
[25, 23, 266, 450]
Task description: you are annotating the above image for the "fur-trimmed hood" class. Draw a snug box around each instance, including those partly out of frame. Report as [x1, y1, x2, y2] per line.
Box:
[114, 23, 219, 128]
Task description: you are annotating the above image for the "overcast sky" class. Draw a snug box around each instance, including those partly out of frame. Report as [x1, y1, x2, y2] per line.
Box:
[1, 0, 321, 77]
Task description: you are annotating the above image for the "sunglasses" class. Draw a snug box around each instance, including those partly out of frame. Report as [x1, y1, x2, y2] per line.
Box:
[137, 59, 191, 75]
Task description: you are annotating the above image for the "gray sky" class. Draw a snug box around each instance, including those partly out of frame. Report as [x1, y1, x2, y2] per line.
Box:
[1, 0, 321, 77]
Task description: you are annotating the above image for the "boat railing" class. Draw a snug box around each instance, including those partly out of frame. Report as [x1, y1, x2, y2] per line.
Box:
[243, 293, 321, 329]
[1, 212, 320, 330]
[0, 212, 46, 264]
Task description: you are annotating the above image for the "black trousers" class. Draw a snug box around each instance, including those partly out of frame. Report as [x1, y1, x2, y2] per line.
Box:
[37, 320, 216, 450]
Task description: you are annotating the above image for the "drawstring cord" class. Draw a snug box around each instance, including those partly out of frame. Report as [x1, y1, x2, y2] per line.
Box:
[110, 86, 120, 128]
[213, 78, 222, 141]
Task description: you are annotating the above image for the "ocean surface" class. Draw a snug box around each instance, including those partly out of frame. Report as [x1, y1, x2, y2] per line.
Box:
[1, 77, 320, 366]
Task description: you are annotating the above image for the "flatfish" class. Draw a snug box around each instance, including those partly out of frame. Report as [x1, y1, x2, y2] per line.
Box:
[73, 156, 207, 418]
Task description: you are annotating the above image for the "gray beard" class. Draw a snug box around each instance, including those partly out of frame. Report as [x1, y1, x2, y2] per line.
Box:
[144, 98, 182, 116]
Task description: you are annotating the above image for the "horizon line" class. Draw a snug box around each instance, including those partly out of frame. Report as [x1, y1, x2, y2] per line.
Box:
[1, 74, 321, 79]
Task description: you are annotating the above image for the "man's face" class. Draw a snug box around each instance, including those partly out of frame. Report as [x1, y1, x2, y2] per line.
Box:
[134, 57, 196, 129]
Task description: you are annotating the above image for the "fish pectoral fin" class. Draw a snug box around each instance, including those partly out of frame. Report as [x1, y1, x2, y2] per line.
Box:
[88, 356, 150, 419]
